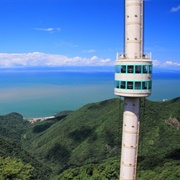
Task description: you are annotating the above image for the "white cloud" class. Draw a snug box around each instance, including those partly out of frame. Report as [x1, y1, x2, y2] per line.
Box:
[0, 52, 114, 68]
[1, 52, 179, 69]
[164, 61, 180, 66]
[82, 49, 96, 53]
[33, 27, 61, 32]
[152, 60, 160, 66]
[153, 60, 180, 67]
[170, 5, 180, 12]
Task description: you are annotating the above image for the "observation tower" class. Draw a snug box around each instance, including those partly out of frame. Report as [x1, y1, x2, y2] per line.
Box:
[114, 0, 152, 179]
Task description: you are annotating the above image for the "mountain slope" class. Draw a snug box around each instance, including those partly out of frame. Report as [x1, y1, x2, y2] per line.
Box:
[0, 113, 52, 179]
[22, 97, 180, 178]
[23, 98, 123, 172]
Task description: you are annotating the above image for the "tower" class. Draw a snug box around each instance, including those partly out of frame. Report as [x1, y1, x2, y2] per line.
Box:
[114, 0, 152, 179]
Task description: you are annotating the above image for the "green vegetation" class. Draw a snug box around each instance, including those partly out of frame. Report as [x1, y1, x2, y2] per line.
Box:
[56, 158, 119, 180]
[0, 157, 34, 180]
[0, 113, 51, 179]
[0, 98, 179, 179]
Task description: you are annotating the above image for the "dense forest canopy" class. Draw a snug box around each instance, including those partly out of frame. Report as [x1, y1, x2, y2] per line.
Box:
[0, 97, 179, 179]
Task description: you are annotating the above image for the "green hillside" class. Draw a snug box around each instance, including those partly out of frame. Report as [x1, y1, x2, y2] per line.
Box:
[22, 97, 180, 179]
[0, 98, 179, 179]
[0, 113, 51, 179]
[0, 112, 29, 141]
[22, 99, 123, 173]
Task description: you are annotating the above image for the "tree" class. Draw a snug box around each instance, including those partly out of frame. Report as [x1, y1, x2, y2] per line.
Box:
[0, 157, 34, 180]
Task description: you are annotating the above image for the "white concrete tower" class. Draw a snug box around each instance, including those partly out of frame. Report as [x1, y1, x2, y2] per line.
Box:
[114, 0, 152, 180]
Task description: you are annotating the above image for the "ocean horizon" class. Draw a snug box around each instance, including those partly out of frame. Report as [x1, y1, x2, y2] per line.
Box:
[0, 68, 179, 118]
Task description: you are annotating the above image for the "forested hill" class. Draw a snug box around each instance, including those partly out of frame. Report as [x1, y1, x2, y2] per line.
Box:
[0, 97, 180, 179]
[0, 113, 51, 179]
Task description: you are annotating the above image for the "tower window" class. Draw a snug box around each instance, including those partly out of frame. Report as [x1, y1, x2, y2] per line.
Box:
[149, 66, 152, 73]
[135, 82, 141, 89]
[148, 81, 152, 89]
[128, 65, 134, 73]
[121, 81, 126, 89]
[115, 65, 121, 73]
[135, 66, 141, 73]
[142, 82, 147, 89]
[143, 65, 148, 73]
[127, 82, 133, 89]
[115, 81, 120, 88]
[121, 65, 126, 73]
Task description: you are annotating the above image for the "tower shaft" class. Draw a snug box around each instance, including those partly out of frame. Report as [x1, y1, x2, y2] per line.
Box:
[114, 0, 152, 179]
[121, 1, 143, 179]
[120, 97, 140, 180]
[125, 0, 143, 59]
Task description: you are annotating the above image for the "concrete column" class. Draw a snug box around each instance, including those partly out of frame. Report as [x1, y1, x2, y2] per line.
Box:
[120, 97, 140, 180]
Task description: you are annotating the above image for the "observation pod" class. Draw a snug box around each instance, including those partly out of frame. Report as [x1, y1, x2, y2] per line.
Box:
[114, 55, 152, 97]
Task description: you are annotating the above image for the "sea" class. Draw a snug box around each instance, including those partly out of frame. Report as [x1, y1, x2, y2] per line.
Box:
[0, 67, 179, 118]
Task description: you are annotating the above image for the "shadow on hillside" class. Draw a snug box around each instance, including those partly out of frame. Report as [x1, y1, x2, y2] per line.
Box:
[68, 126, 95, 143]
[166, 148, 180, 160]
[45, 143, 71, 163]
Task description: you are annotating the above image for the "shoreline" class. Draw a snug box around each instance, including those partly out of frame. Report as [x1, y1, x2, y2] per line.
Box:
[24, 116, 55, 124]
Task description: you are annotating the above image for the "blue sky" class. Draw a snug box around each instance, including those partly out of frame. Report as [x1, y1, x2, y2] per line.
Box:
[0, 0, 179, 69]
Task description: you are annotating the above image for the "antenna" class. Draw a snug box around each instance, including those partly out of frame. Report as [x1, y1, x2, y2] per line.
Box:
[114, 0, 152, 179]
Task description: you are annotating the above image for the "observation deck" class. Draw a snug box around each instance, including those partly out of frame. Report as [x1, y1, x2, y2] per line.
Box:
[114, 53, 152, 97]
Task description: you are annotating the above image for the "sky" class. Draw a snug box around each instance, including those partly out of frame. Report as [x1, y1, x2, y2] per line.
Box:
[0, 0, 179, 70]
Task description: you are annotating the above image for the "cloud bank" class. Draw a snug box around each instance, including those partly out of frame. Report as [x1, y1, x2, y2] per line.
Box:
[0, 52, 113, 68]
[0, 52, 179, 69]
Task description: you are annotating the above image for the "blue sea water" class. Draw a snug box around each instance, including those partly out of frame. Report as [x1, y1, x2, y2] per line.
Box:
[0, 68, 179, 118]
